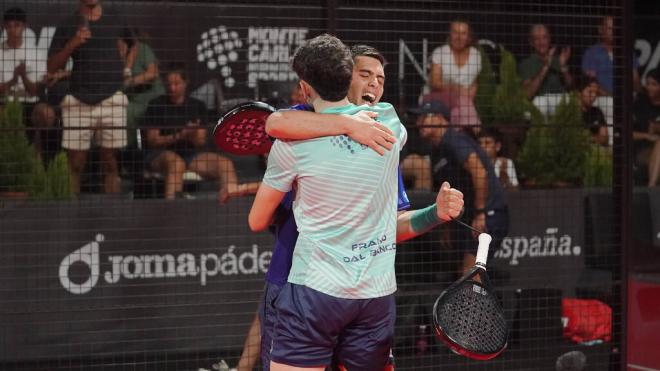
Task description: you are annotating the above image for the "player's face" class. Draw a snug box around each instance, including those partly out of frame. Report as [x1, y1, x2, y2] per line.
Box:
[478, 136, 498, 159]
[580, 82, 599, 108]
[530, 26, 550, 56]
[416, 113, 447, 144]
[449, 22, 470, 51]
[647, 77, 660, 100]
[166, 73, 188, 102]
[347, 56, 385, 106]
[3, 20, 25, 43]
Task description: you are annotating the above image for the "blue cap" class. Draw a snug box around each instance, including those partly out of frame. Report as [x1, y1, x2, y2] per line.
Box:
[409, 100, 450, 118]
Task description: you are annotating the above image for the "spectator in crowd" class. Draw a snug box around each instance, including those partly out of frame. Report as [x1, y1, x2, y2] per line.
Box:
[0, 7, 60, 162]
[582, 16, 616, 96]
[633, 68, 660, 186]
[141, 65, 257, 202]
[0, 8, 41, 101]
[477, 128, 519, 190]
[519, 24, 573, 117]
[578, 75, 609, 147]
[48, 0, 128, 194]
[428, 19, 482, 132]
[118, 27, 165, 149]
[401, 100, 508, 272]
[582, 15, 640, 146]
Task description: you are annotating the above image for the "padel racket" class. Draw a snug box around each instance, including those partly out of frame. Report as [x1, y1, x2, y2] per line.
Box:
[213, 101, 275, 155]
[432, 233, 508, 360]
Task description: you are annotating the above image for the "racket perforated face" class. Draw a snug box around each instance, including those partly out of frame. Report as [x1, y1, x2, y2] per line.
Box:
[213, 101, 275, 155]
[432, 269, 508, 360]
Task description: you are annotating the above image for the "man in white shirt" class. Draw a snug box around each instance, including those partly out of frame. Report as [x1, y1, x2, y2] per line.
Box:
[0, 7, 44, 102]
[1, 7, 60, 162]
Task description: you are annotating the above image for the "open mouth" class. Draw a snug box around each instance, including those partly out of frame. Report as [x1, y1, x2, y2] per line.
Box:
[362, 93, 376, 104]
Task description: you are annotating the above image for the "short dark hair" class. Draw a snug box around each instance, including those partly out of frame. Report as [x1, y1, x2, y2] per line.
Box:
[120, 27, 136, 48]
[350, 44, 387, 67]
[647, 68, 660, 84]
[291, 34, 353, 102]
[576, 74, 599, 92]
[164, 62, 188, 82]
[478, 127, 502, 143]
[3, 7, 26, 23]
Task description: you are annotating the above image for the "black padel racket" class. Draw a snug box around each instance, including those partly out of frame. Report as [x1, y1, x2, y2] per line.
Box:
[213, 101, 276, 155]
[432, 233, 508, 360]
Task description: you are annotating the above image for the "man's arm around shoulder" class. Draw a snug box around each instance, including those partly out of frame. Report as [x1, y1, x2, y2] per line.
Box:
[265, 109, 395, 156]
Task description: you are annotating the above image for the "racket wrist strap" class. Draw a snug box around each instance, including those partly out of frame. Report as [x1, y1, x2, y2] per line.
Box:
[410, 204, 441, 234]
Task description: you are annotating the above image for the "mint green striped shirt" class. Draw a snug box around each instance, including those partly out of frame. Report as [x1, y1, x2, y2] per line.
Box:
[263, 102, 406, 299]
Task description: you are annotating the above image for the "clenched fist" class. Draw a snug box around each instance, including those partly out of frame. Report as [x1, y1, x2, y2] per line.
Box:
[435, 181, 464, 221]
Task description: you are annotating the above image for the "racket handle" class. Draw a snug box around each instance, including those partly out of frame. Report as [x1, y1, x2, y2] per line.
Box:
[475, 233, 492, 267]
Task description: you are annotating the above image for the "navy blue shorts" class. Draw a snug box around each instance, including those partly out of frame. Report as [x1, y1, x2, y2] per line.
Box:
[259, 281, 283, 371]
[270, 283, 396, 370]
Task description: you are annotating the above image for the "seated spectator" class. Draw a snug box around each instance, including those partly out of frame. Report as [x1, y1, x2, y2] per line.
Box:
[401, 100, 509, 273]
[141, 65, 258, 201]
[400, 101, 451, 191]
[632, 68, 660, 186]
[577, 76, 609, 146]
[519, 24, 573, 117]
[427, 19, 481, 132]
[119, 27, 165, 149]
[477, 128, 519, 190]
[0, 7, 60, 162]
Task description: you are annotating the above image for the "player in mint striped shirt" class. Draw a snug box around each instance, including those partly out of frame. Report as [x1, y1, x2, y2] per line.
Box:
[263, 100, 404, 299]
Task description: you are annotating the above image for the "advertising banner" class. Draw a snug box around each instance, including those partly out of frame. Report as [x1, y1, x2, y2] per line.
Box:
[0, 190, 599, 361]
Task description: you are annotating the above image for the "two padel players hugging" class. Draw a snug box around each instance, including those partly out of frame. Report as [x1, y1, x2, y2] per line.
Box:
[249, 34, 464, 371]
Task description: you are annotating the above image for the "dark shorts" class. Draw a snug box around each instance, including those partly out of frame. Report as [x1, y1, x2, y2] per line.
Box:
[270, 283, 396, 370]
[259, 281, 283, 371]
[145, 149, 198, 167]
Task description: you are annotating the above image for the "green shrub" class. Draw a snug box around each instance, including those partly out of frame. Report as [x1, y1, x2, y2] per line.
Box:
[0, 100, 72, 199]
[492, 46, 537, 125]
[29, 151, 72, 200]
[517, 93, 591, 187]
[474, 45, 496, 126]
[0, 100, 34, 193]
[584, 144, 613, 187]
[44, 152, 72, 199]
